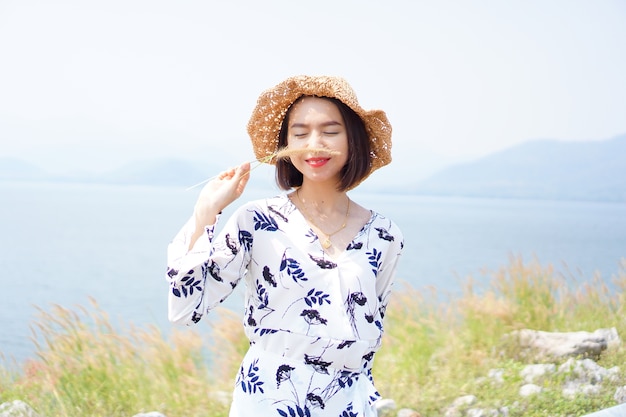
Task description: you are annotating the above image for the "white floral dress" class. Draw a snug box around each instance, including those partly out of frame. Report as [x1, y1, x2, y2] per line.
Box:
[166, 194, 404, 417]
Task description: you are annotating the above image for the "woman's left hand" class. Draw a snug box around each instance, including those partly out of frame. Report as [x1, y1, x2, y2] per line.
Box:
[188, 161, 250, 249]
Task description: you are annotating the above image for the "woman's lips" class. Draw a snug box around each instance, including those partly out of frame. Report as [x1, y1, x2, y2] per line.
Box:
[306, 157, 330, 168]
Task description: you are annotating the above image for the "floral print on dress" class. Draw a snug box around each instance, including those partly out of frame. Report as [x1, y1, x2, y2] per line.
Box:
[166, 194, 403, 416]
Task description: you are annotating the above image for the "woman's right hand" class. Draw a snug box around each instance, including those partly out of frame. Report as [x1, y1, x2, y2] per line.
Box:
[189, 161, 251, 249]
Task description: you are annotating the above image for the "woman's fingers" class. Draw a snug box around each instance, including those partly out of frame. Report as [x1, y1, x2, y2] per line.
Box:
[235, 162, 251, 194]
[236, 162, 251, 180]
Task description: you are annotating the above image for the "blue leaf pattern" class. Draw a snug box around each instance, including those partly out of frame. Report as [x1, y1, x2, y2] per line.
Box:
[238, 229, 253, 251]
[173, 271, 203, 298]
[280, 252, 308, 283]
[253, 210, 279, 231]
[367, 248, 382, 277]
[237, 358, 265, 394]
[304, 287, 331, 307]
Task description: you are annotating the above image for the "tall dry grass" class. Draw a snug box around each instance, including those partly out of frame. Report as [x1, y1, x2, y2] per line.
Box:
[1, 257, 625, 416]
[0, 298, 230, 417]
[374, 256, 626, 415]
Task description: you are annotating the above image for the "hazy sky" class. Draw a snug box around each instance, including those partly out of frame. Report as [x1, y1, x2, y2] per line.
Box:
[1, 0, 625, 183]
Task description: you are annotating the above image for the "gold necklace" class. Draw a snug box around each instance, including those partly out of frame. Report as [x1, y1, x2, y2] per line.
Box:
[296, 189, 351, 250]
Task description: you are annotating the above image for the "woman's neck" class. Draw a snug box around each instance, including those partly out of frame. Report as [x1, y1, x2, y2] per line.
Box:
[295, 183, 348, 216]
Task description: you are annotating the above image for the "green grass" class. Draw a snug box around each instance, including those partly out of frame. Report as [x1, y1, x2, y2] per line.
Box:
[374, 256, 626, 416]
[1, 257, 625, 417]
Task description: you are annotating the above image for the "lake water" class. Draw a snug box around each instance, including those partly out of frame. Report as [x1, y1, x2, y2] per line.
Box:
[1, 181, 625, 365]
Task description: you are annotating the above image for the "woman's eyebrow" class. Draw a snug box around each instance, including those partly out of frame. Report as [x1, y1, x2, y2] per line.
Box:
[290, 120, 342, 129]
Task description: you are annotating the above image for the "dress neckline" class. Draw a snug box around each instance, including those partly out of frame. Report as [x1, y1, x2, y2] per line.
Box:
[282, 193, 375, 260]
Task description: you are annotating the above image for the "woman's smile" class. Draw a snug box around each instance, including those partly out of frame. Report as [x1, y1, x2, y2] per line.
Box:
[305, 157, 331, 168]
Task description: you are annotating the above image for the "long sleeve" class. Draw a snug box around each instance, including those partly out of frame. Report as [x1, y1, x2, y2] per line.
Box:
[374, 219, 404, 319]
[165, 208, 251, 326]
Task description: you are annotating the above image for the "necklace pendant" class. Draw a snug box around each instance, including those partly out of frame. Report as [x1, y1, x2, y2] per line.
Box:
[321, 238, 332, 249]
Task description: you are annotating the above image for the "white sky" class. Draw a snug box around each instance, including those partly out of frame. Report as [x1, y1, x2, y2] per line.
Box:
[1, 0, 625, 184]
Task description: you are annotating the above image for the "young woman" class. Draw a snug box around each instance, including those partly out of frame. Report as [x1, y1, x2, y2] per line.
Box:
[166, 75, 404, 416]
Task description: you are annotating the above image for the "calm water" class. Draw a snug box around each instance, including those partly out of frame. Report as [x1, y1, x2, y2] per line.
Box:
[1, 181, 625, 364]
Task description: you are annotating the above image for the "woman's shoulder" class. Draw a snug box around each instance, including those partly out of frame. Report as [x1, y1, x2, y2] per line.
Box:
[367, 209, 404, 242]
[232, 193, 293, 217]
[238, 193, 290, 210]
[372, 210, 402, 228]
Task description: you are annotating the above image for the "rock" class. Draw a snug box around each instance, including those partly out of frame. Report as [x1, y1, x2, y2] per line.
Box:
[466, 408, 509, 417]
[443, 395, 478, 417]
[558, 358, 619, 385]
[0, 401, 41, 417]
[614, 386, 626, 404]
[507, 328, 620, 361]
[519, 384, 542, 397]
[487, 369, 504, 385]
[520, 363, 556, 383]
[443, 408, 463, 417]
[550, 358, 620, 399]
[466, 409, 487, 417]
[374, 398, 396, 415]
[497, 406, 510, 416]
[397, 408, 422, 417]
[452, 395, 477, 407]
[563, 383, 602, 399]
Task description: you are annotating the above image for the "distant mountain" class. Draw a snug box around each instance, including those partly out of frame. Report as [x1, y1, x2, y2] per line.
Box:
[99, 158, 276, 190]
[0, 156, 217, 187]
[4, 134, 625, 202]
[410, 134, 626, 202]
[100, 158, 212, 186]
[0, 157, 45, 180]
[0, 156, 274, 190]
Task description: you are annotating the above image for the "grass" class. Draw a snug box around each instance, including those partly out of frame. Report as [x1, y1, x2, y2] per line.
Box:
[375, 256, 626, 416]
[1, 257, 625, 417]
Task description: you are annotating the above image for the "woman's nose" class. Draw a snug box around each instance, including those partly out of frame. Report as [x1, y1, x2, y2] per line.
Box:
[307, 130, 324, 147]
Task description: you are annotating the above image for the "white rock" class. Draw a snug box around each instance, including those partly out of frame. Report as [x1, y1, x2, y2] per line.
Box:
[562, 387, 578, 400]
[443, 408, 462, 417]
[520, 363, 556, 383]
[488, 368, 504, 384]
[397, 408, 422, 417]
[509, 328, 620, 360]
[452, 394, 477, 407]
[519, 383, 542, 397]
[374, 398, 396, 414]
[559, 358, 612, 385]
[614, 386, 626, 404]
[581, 384, 602, 396]
[466, 408, 509, 417]
[0, 401, 41, 417]
[607, 366, 622, 383]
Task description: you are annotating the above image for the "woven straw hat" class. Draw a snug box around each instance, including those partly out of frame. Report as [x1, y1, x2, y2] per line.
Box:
[247, 75, 392, 173]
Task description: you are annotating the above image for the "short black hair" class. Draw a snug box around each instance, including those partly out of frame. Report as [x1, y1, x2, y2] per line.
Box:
[275, 96, 372, 191]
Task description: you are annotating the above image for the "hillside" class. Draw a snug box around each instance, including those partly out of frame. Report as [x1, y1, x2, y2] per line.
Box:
[0, 157, 45, 180]
[100, 158, 213, 186]
[410, 134, 626, 202]
[3, 134, 626, 202]
[0, 156, 274, 190]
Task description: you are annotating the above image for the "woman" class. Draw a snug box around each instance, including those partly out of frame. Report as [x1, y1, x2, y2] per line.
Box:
[166, 75, 404, 416]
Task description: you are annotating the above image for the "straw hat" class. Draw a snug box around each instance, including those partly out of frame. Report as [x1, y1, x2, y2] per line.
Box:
[247, 75, 392, 173]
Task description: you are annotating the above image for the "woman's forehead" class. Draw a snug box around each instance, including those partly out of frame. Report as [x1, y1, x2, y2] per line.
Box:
[288, 96, 341, 121]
